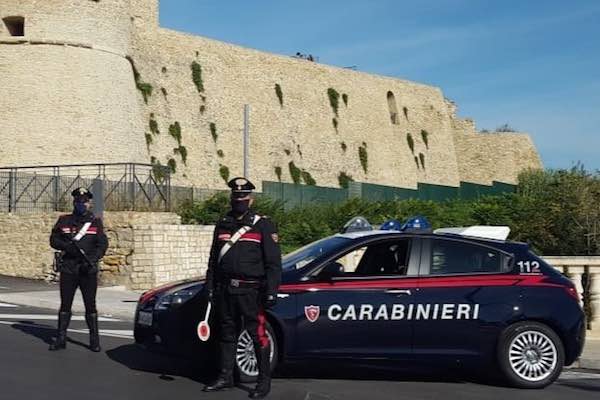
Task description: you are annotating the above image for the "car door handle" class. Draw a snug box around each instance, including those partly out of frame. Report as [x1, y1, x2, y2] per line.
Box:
[385, 289, 412, 296]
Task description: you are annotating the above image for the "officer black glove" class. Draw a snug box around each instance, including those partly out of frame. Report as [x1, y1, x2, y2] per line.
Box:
[263, 294, 277, 309]
[205, 288, 214, 302]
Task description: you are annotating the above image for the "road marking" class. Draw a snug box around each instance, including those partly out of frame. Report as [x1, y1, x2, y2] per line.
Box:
[0, 314, 120, 322]
[0, 286, 10, 290]
[0, 321, 133, 339]
[0, 302, 19, 308]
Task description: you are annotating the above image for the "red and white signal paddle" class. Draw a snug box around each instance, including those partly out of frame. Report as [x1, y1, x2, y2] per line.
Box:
[197, 301, 212, 342]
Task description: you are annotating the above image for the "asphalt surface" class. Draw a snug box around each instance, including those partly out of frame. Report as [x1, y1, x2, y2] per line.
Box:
[1, 277, 599, 399]
[0, 301, 598, 400]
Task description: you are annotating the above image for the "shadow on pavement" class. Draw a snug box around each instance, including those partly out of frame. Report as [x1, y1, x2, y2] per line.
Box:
[11, 321, 91, 350]
[106, 343, 215, 385]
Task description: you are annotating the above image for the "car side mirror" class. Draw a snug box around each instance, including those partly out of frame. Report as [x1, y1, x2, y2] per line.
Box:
[318, 262, 344, 281]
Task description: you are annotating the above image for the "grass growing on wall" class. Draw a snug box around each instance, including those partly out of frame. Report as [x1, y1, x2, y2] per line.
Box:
[419, 152, 425, 169]
[358, 143, 368, 173]
[275, 84, 284, 107]
[327, 88, 340, 116]
[149, 114, 160, 135]
[174, 146, 188, 164]
[210, 123, 218, 142]
[167, 158, 177, 173]
[342, 93, 349, 107]
[169, 122, 182, 145]
[332, 118, 338, 131]
[127, 57, 153, 104]
[421, 129, 429, 149]
[217, 149, 224, 158]
[301, 170, 317, 186]
[338, 172, 354, 188]
[274, 166, 282, 181]
[145, 133, 153, 148]
[191, 61, 205, 93]
[414, 156, 420, 169]
[219, 165, 230, 182]
[407, 133, 415, 154]
[288, 161, 302, 184]
[341, 142, 347, 152]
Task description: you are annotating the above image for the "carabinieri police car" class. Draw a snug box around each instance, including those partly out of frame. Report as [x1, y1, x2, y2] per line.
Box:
[134, 217, 585, 389]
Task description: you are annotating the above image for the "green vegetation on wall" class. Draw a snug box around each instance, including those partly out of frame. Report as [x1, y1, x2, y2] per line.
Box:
[358, 143, 368, 173]
[274, 166, 282, 181]
[341, 142, 347, 152]
[403, 106, 408, 120]
[414, 155, 420, 169]
[216, 149, 224, 158]
[210, 123, 218, 142]
[342, 93, 349, 107]
[150, 157, 168, 182]
[332, 118, 338, 131]
[301, 170, 317, 186]
[288, 161, 302, 184]
[419, 152, 425, 169]
[145, 133, 153, 148]
[327, 88, 340, 116]
[174, 146, 188, 164]
[407, 133, 415, 154]
[161, 87, 168, 97]
[167, 158, 177, 173]
[275, 84, 283, 107]
[127, 57, 153, 104]
[149, 114, 160, 135]
[169, 122, 182, 145]
[219, 165, 230, 182]
[191, 61, 205, 93]
[338, 172, 354, 188]
[421, 129, 429, 149]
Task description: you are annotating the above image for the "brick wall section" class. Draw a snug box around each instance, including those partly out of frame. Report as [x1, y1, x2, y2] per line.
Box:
[130, 225, 214, 290]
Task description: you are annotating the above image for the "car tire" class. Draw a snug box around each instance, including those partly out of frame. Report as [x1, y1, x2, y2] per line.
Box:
[235, 321, 279, 383]
[497, 321, 564, 389]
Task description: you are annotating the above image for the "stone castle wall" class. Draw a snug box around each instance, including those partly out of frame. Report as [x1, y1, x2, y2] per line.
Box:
[0, 0, 542, 190]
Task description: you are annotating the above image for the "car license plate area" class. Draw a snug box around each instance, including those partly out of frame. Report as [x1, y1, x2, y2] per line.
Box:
[138, 311, 153, 326]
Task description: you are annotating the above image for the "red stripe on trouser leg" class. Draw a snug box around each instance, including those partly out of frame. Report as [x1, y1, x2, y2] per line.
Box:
[257, 309, 269, 348]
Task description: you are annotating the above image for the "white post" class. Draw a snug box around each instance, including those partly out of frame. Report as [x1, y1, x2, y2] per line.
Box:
[569, 266, 584, 306]
[243, 104, 249, 179]
[589, 270, 600, 332]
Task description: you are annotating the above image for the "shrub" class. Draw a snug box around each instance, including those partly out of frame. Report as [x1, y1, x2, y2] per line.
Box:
[496, 123, 517, 132]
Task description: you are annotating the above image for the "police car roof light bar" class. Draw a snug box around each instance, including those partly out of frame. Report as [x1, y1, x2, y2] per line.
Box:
[433, 226, 510, 241]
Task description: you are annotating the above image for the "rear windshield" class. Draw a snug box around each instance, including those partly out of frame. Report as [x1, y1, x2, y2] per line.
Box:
[282, 236, 350, 271]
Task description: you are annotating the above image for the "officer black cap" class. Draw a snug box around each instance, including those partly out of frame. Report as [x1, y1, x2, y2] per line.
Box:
[71, 187, 93, 200]
[227, 177, 255, 197]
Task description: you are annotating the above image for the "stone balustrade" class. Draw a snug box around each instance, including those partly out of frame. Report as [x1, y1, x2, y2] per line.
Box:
[544, 256, 600, 334]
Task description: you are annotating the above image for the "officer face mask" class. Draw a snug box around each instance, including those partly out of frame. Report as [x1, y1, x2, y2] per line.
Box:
[73, 200, 88, 216]
[230, 197, 251, 216]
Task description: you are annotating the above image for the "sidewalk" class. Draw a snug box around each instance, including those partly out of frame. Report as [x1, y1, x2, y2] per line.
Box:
[0, 277, 141, 320]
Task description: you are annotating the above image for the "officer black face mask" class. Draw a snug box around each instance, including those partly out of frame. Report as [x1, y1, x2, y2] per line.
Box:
[73, 201, 88, 216]
[230, 198, 250, 216]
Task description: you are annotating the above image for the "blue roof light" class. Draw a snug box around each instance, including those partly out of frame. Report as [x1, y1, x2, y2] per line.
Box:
[400, 215, 432, 233]
[380, 219, 403, 231]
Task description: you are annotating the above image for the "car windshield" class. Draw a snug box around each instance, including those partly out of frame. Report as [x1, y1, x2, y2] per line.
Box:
[282, 236, 350, 271]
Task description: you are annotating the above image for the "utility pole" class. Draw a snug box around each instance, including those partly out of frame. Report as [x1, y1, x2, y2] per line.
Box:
[243, 104, 250, 178]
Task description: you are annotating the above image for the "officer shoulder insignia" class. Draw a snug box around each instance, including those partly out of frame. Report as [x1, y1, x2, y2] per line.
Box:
[271, 233, 279, 243]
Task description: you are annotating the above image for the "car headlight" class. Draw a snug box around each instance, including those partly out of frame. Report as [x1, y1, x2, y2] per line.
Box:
[155, 286, 202, 310]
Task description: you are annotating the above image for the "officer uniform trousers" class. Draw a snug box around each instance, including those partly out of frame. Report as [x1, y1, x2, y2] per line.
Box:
[216, 284, 270, 378]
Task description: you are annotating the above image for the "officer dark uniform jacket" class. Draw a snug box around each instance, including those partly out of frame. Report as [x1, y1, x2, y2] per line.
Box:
[203, 178, 282, 399]
[49, 187, 108, 352]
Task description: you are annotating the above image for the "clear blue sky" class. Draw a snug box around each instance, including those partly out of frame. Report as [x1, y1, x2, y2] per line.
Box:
[159, 0, 600, 170]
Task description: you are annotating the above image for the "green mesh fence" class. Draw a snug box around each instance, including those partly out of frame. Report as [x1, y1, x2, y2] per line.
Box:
[262, 180, 515, 207]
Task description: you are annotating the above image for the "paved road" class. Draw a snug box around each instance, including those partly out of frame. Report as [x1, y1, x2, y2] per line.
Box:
[0, 301, 599, 400]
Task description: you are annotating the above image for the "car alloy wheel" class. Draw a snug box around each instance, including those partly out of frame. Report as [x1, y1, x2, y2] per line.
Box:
[235, 329, 275, 377]
[508, 330, 558, 382]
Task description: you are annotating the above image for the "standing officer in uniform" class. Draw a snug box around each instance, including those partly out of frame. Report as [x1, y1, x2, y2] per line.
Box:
[49, 187, 108, 352]
[203, 177, 282, 399]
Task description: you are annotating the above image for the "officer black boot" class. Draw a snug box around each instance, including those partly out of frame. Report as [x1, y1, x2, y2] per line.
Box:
[249, 344, 271, 399]
[49, 311, 71, 351]
[202, 370, 234, 392]
[85, 313, 101, 352]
